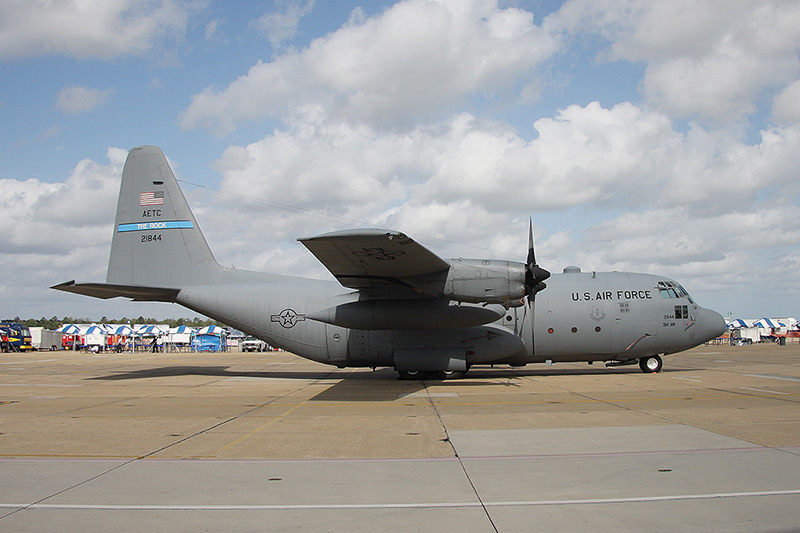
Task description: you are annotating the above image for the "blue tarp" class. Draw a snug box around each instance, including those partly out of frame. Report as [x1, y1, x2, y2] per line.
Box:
[192, 334, 222, 352]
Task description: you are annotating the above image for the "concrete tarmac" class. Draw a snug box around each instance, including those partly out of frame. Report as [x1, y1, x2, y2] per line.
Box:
[1, 343, 799, 531]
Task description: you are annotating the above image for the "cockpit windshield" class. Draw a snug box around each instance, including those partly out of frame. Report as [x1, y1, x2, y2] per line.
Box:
[657, 281, 693, 303]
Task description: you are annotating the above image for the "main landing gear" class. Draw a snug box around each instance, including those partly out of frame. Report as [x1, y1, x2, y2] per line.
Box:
[397, 369, 469, 380]
[639, 355, 663, 373]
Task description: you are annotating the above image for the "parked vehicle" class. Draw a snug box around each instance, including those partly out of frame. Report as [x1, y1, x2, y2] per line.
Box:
[241, 336, 268, 352]
[0, 323, 33, 352]
[29, 327, 63, 351]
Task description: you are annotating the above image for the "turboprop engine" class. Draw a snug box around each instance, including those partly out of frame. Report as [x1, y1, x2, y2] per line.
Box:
[408, 259, 528, 306]
[408, 221, 550, 308]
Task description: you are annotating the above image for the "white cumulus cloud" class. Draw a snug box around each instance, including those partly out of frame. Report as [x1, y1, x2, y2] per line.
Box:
[773, 79, 800, 124]
[56, 85, 113, 114]
[550, 0, 800, 122]
[0, 0, 197, 59]
[253, 0, 315, 50]
[179, 0, 560, 135]
[195, 99, 800, 294]
[0, 147, 126, 255]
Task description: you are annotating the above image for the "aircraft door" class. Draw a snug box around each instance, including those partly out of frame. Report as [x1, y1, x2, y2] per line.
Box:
[325, 324, 347, 365]
[587, 303, 616, 354]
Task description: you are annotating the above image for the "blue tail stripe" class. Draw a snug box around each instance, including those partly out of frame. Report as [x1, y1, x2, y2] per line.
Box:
[118, 221, 194, 232]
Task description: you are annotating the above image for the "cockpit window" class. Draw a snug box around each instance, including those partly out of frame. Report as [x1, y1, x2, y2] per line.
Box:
[658, 281, 678, 298]
[657, 281, 692, 302]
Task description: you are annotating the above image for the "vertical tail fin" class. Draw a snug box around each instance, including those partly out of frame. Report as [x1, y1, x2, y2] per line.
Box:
[106, 145, 222, 288]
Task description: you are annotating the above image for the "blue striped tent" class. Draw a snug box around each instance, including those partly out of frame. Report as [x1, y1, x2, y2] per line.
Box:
[753, 318, 785, 329]
[106, 325, 133, 336]
[136, 325, 167, 336]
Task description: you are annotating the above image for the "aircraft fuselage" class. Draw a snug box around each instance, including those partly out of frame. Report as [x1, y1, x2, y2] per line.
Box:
[174, 267, 725, 372]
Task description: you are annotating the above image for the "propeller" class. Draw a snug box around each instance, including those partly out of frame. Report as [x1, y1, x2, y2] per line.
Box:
[524, 219, 550, 355]
[524, 219, 550, 302]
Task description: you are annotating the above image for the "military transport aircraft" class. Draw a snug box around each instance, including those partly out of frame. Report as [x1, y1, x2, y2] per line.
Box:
[53, 146, 726, 378]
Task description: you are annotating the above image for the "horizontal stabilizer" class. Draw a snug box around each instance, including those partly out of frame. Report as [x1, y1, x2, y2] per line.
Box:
[51, 280, 179, 302]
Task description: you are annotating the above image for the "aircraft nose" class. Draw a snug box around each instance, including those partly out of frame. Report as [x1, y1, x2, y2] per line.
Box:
[696, 307, 726, 343]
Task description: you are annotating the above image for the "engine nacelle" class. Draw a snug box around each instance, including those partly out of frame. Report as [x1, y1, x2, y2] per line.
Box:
[409, 259, 527, 306]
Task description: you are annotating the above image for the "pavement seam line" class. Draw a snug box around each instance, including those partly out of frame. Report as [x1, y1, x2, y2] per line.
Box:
[422, 378, 499, 533]
[4, 489, 800, 511]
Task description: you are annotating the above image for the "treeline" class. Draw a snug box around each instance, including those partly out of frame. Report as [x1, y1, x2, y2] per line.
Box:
[4, 316, 226, 330]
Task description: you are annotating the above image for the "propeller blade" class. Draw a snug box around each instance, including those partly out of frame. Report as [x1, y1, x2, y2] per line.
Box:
[524, 219, 550, 300]
[527, 219, 535, 267]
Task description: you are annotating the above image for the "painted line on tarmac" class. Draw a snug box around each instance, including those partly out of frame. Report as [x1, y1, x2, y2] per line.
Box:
[3, 489, 800, 511]
[457, 446, 769, 461]
[186, 393, 781, 409]
[747, 374, 800, 382]
[0, 360, 59, 365]
[5, 447, 800, 462]
[741, 387, 789, 395]
[0, 383, 82, 387]
[399, 392, 459, 398]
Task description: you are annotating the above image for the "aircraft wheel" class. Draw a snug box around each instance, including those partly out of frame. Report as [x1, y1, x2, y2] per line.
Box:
[639, 355, 663, 373]
[398, 370, 423, 380]
[432, 369, 468, 380]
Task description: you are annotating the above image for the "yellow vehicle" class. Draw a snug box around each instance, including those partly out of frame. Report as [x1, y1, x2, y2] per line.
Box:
[0, 323, 33, 352]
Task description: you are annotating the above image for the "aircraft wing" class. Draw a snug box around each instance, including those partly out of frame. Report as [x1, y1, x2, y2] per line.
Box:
[298, 229, 449, 292]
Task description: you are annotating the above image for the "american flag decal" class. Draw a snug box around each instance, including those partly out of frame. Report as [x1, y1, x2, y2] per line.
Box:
[140, 191, 165, 206]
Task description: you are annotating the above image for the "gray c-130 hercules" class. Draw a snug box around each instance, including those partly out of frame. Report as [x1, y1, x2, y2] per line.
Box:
[53, 146, 726, 378]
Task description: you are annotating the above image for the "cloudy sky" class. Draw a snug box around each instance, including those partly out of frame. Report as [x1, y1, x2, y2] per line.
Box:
[1, 0, 799, 322]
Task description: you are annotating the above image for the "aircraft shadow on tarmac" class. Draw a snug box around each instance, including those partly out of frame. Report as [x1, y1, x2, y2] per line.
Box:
[88, 366, 340, 381]
[87, 364, 660, 382]
[86, 364, 699, 402]
[86, 365, 698, 385]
